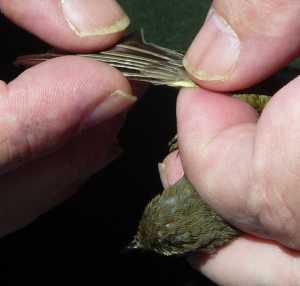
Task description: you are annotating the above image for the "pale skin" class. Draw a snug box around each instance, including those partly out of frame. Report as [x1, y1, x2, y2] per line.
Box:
[160, 0, 300, 285]
[0, 0, 135, 236]
[2, 0, 300, 285]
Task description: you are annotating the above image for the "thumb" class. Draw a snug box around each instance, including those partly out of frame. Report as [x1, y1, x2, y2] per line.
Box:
[0, 56, 135, 174]
[184, 1, 300, 91]
[0, 0, 129, 52]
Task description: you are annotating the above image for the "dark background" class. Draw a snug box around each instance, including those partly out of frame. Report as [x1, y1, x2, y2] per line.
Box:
[0, 1, 299, 285]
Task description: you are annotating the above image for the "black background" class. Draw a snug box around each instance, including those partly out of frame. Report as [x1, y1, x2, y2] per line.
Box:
[0, 13, 217, 286]
[1, 2, 299, 285]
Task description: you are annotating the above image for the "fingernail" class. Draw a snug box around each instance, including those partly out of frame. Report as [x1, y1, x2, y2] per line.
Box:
[183, 8, 240, 81]
[61, 0, 130, 37]
[80, 90, 136, 131]
[158, 163, 169, 188]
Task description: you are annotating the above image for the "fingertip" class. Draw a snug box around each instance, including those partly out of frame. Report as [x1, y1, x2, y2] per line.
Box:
[190, 236, 299, 286]
[0, 0, 129, 52]
[159, 151, 184, 189]
[183, 7, 241, 84]
[158, 162, 169, 189]
[176, 88, 258, 223]
[13, 55, 134, 128]
[60, 0, 129, 38]
[0, 56, 133, 171]
[184, 3, 300, 91]
[177, 88, 258, 148]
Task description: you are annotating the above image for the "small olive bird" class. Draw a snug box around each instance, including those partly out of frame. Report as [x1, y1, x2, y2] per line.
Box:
[16, 31, 271, 256]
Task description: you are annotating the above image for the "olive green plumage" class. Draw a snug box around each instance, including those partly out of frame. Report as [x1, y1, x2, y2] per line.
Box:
[233, 94, 271, 114]
[15, 33, 272, 257]
[130, 177, 239, 256]
[130, 94, 271, 256]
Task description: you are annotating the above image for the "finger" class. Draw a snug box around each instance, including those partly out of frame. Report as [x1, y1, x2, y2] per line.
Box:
[177, 80, 300, 249]
[0, 118, 123, 237]
[0, 56, 135, 174]
[190, 236, 300, 285]
[158, 151, 184, 189]
[183, 1, 300, 91]
[0, 0, 129, 51]
[162, 119, 300, 285]
[177, 87, 260, 236]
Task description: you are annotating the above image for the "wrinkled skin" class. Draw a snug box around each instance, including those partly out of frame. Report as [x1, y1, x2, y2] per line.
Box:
[134, 94, 268, 257]
[161, 0, 300, 285]
[0, 0, 134, 237]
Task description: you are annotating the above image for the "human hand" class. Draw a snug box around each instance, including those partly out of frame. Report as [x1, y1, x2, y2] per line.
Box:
[0, 0, 135, 238]
[160, 1, 300, 285]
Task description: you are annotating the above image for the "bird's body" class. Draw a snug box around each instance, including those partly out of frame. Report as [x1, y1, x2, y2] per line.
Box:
[130, 176, 239, 256]
[16, 31, 271, 257]
[129, 94, 270, 256]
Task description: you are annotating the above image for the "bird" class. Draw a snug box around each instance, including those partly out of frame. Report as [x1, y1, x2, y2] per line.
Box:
[16, 31, 271, 256]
